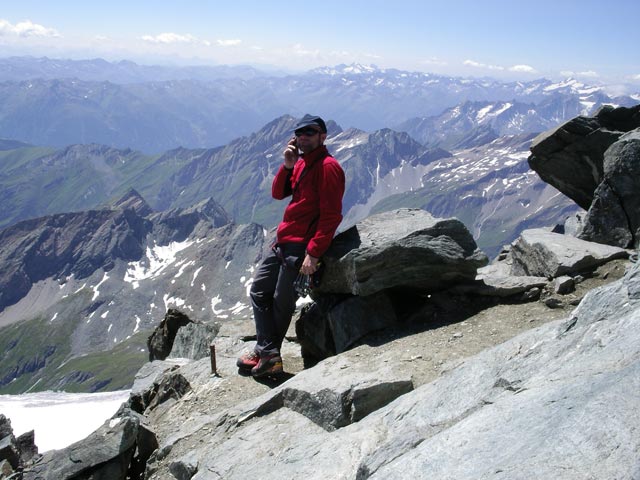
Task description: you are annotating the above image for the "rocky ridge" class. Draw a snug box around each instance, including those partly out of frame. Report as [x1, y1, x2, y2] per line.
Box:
[1, 114, 577, 260]
[0, 190, 264, 394]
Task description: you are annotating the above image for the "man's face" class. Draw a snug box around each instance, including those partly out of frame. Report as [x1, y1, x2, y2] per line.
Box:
[295, 126, 326, 153]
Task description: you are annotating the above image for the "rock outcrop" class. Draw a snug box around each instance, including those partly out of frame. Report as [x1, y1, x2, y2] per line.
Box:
[317, 209, 488, 296]
[0, 415, 37, 478]
[579, 129, 640, 248]
[529, 104, 640, 210]
[147, 308, 219, 362]
[509, 228, 629, 277]
[147, 309, 196, 361]
[529, 104, 640, 248]
[297, 208, 488, 361]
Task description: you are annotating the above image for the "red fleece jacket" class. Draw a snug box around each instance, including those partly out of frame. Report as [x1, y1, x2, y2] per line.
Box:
[272, 145, 345, 258]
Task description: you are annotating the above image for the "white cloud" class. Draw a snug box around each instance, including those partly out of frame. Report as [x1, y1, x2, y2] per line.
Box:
[0, 19, 60, 38]
[216, 39, 241, 47]
[463, 59, 504, 71]
[141, 32, 199, 44]
[140, 32, 216, 48]
[509, 64, 537, 74]
[633, 74, 640, 81]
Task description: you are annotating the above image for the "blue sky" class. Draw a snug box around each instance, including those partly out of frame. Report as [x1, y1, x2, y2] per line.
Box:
[1, 0, 639, 86]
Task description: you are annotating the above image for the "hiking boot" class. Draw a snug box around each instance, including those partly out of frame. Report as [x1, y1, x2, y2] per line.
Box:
[251, 354, 283, 377]
[236, 351, 260, 370]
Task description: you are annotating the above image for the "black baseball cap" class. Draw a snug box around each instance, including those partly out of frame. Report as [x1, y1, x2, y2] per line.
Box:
[295, 114, 327, 133]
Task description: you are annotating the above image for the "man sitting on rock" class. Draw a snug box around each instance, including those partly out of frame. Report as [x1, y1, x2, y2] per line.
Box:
[237, 114, 345, 377]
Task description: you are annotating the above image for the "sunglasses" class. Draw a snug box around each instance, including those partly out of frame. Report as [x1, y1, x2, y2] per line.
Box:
[295, 127, 321, 137]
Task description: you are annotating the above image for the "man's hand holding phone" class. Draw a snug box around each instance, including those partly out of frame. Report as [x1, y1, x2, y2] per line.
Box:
[283, 137, 299, 169]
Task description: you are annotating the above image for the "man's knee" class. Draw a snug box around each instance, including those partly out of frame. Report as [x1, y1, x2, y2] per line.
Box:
[273, 285, 297, 314]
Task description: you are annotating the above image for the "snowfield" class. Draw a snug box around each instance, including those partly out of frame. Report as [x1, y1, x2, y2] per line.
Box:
[0, 390, 131, 452]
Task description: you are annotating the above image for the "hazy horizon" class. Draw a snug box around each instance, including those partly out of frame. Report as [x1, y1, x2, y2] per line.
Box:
[1, 0, 639, 87]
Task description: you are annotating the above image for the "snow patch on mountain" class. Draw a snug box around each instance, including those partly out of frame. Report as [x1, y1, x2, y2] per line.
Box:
[91, 272, 110, 301]
[543, 78, 587, 92]
[124, 239, 194, 289]
[477, 102, 513, 122]
[163, 293, 186, 311]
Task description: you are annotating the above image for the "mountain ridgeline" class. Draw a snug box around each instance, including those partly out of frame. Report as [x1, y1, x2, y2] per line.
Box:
[0, 190, 263, 393]
[0, 114, 577, 258]
[1, 58, 638, 152]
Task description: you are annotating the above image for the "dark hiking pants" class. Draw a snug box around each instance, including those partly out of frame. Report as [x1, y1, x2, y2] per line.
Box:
[250, 242, 306, 357]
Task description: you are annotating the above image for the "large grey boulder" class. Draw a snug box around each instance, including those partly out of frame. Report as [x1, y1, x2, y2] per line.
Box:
[295, 209, 487, 362]
[296, 209, 487, 362]
[126, 359, 192, 416]
[510, 228, 628, 277]
[528, 104, 640, 210]
[579, 129, 640, 249]
[226, 353, 414, 433]
[147, 309, 195, 361]
[169, 321, 219, 360]
[296, 291, 398, 360]
[316, 208, 488, 296]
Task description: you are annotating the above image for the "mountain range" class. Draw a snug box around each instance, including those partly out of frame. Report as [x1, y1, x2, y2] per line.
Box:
[1, 57, 638, 152]
[0, 114, 578, 257]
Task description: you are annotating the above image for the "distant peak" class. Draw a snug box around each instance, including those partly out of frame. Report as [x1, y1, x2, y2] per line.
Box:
[310, 63, 380, 76]
[112, 188, 153, 216]
[342, 63, 379, 74]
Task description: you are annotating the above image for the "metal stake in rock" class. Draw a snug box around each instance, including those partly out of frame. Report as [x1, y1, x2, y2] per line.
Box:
[210, 343, 218, 376]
